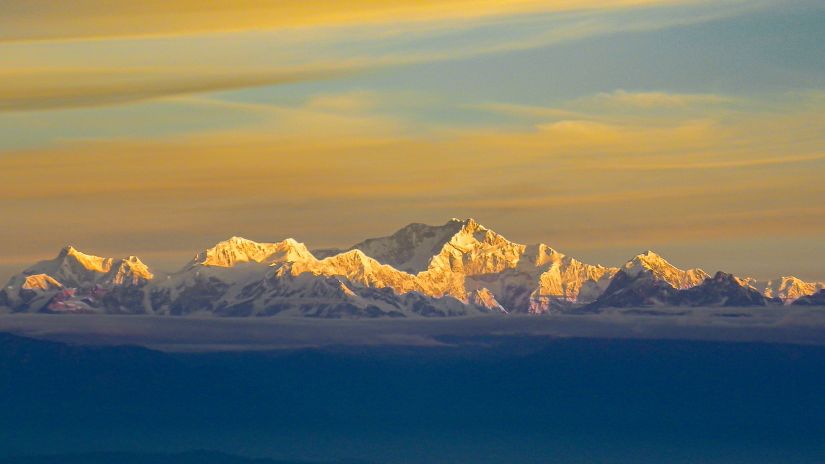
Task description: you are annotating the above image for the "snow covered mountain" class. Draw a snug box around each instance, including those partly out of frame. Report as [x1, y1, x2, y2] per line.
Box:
[2, 218, 823, 317]
[579, 268, 682, 311]
[740, 276, 825, 304]
[143, 237, 473, 318]
[314, 219, 468, 273]
[187, 236, 315, 268]
[583, 270, 780, 311]
[621, 251, 709, 289]
[1, 246, 152, 312]
[320, 218, 618, 312]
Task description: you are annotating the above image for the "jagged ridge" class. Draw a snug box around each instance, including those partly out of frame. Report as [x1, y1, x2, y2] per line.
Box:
[2, 219, 823, 317]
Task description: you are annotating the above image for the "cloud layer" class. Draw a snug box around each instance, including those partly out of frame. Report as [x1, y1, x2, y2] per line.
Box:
[1, 0, 704, 42]
[0, 0, 823, 283]
[0, 0, 761, 112]
[2, 89, 824, 280]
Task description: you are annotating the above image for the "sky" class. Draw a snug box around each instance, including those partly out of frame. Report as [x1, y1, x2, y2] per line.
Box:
[1, 0, 824, 282]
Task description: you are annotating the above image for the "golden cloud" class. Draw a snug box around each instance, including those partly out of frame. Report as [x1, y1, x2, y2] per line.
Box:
[0, 66, 362, 112]
[2, 0, 704, 43]
[1, 88, 823, 279]
[0, 1, 762, 114]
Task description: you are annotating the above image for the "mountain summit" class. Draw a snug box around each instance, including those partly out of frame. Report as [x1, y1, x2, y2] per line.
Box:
[316, 218, 470, 273]
[1, 219, 823, 317]
[622, 251, 709, 289]
[1, 246, 152, 312]
[188, 236, 314, 268]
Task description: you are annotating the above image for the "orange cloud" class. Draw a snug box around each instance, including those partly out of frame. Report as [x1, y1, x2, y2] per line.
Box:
[1, 0, 705, 43]
[1, 89, 824, 280]
[0, 66, 363, 112]
[0, 2, 761, 114]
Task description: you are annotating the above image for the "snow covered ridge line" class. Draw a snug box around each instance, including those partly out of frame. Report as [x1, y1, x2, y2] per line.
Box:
[2, 218, 824, 318]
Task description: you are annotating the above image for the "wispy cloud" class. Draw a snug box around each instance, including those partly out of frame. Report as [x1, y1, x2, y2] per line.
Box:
[593, 152, 825, 171]
[0, 66, 365, 112]
[0, 0, 821, 282]
[473, 90, 737, 123]
[587, 90, 734, 108]
[0, 1, 767, 112]
[0, 0, 718, 43]
[2, 89, 824, 266]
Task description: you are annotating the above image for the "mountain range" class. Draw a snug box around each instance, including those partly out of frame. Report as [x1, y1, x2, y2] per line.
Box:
[1, 218, 823, 317]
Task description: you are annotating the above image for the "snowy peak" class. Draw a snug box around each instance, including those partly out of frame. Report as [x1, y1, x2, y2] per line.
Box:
[528, 245, 618, 306]
[586, 269, 780, 310]
[455, 217, 483, 233]
[320, 219, 467, 273]
[428, 218, 525, 275]
[623, 250, 668, 274]
[3, 217, 823, 317]
[283, 249, 421, 295]
[622, 251, 708, 289]
[530, 243, 566, 268]
[742, 276, 825, 303]
[1, 246, 154, 313]
[315, 219, 616, 308]
[191, 236, 314, 268]
[315, 249, 381, 275]
[58, 245, 114, 274]
[448, 218, 512, 250]
[583, 268, 681, 310]
[14, 246, 154, 288]
[105, 255, 154, 286]
[318, 217, 507, 275]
